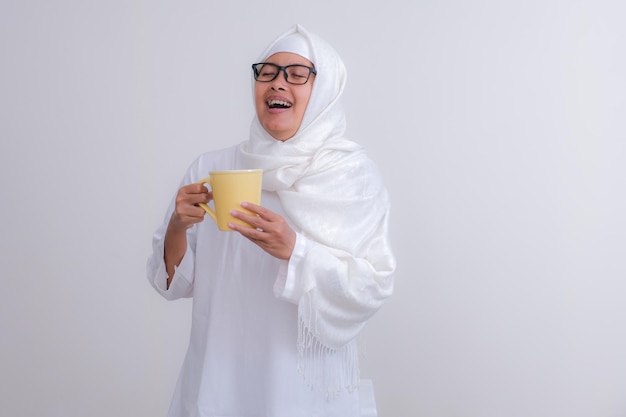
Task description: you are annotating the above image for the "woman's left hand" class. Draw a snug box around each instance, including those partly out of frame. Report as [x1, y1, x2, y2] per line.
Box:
[229, 202, 296, 260]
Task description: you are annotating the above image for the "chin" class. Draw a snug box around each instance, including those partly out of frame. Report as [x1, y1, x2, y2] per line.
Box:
[271, 134, 292, 142]
[264, 126, 296, 141]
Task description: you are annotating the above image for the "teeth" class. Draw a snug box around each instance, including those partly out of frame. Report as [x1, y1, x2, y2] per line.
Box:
[268, 99, 292, 108]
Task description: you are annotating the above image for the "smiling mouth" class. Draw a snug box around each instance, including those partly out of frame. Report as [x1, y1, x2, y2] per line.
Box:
[268, 99, 292, 109]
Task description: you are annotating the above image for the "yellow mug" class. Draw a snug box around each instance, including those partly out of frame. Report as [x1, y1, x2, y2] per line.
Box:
[197, 169, 263, 231]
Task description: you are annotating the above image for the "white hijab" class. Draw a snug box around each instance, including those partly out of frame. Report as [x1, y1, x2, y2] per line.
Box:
[238, 24, 363, 191]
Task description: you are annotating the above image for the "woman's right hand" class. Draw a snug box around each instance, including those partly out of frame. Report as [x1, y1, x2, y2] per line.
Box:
[164, 183, 211, 286]
[169, 183, 212, 231]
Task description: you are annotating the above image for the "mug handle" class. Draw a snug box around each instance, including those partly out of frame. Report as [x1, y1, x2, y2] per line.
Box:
[197, 177, 218, 225]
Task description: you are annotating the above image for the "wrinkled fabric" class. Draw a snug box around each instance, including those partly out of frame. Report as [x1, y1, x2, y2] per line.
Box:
[147, 24, 395, 417]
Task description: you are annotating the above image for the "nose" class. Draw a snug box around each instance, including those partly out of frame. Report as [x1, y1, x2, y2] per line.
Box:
[269, 67, 289, 90]
[270, 77, 286, 91]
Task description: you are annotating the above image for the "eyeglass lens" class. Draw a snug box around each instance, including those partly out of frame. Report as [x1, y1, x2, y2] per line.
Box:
[254, 64, 312, 85]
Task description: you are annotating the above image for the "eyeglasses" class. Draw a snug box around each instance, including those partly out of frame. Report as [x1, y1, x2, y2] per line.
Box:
[252, 63, 317, 85]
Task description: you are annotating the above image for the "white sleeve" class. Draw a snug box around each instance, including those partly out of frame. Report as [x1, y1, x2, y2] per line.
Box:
[274, 213, 395, 350]
[273, 232, 311, 303]
[145, 161, 202, 300]
[146, 228, 195, 300]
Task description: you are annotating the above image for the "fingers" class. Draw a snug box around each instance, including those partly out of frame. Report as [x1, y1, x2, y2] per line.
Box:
[180, 183, 211, 201]
[232, 223, 266, 242]
[171, 183, 212, 230]
[246, 201, 284, 218]
[228, 203, 296, 260]
[178, 184, 211, 206]
[231, 203, 269, 230]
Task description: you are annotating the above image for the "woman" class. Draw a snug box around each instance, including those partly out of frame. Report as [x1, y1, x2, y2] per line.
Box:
[147, 24, 395, 417]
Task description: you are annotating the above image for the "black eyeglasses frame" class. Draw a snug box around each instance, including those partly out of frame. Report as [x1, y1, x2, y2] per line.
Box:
[251, 62, 317, 85]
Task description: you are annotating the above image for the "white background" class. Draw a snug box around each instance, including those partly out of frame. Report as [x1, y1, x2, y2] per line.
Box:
[1, 1, 625, 416]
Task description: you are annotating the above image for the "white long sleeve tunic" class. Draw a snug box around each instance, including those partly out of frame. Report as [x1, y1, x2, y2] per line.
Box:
[147, 146, 393, 417]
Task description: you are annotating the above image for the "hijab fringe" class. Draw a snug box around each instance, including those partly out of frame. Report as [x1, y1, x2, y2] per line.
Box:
[297, 292, 362, 398]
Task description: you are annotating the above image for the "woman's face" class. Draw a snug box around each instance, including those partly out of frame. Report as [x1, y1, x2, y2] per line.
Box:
[254, 52, 315, 141]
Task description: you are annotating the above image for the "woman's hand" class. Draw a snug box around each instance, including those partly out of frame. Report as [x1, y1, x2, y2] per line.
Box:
[229, 202, 296, 260]
[169, 183, 212, 231]
[164, 183, 211, 286]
